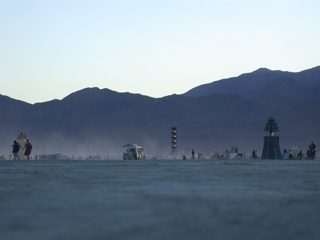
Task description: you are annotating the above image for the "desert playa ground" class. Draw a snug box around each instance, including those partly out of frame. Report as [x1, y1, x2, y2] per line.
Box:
[1, 159, 320, 240]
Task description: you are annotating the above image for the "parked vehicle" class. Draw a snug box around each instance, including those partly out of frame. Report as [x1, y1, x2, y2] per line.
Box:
[123, 144, 145, 160]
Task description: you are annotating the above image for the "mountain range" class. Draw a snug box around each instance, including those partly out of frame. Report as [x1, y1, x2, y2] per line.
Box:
[184, 66, 320, 101]
[1, 66, 319, 158]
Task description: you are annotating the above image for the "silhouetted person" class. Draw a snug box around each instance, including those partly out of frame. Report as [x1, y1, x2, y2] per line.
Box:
[297, 150, 303, 160]
[252, 149, 258, 159]
[306, 149, 310, 159]
[309, 141, 316, 150]
[192, 149, 195, 159]
[283, 149, 288, 160]
[289, 149, 293, 160]
[309, 141, 316, 160]
[23, 139, 32, 160]
[12, 140, 21, 160]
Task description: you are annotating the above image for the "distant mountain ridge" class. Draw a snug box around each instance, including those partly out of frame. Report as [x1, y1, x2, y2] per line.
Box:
[184, 66, 320, 101]
[1, 89, 320, 158]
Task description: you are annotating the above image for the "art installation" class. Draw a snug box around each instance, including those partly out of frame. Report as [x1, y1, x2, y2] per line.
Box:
[261, 118, 282, 159]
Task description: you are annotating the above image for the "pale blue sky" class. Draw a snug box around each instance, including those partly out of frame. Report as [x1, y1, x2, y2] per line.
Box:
[1, 0, 319, 104]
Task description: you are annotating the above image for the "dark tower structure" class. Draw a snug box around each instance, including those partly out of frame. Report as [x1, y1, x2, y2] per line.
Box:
[261, 117, 282, 159]
[171, 127, 177, 155]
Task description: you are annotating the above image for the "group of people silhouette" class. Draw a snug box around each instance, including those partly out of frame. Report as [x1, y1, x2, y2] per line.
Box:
[282, 142, 317, 160]
[11, 132, 33, 160]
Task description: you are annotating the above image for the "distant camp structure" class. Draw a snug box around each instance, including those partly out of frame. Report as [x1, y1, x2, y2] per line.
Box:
[38, 154, 70, 160]
[261, 117, 282, 159]
[122, 144, 145, 160]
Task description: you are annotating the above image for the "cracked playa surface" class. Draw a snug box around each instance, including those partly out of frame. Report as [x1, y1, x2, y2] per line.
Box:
[1, 159, 320, 240]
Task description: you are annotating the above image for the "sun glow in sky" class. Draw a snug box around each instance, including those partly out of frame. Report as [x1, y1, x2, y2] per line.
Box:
[1, 0, 319, 104]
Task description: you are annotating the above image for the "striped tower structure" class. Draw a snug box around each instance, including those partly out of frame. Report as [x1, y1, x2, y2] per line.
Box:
[171, 127, 177, 155]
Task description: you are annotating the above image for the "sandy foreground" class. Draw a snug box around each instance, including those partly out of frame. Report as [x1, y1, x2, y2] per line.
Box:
[1, 159, 320, 240]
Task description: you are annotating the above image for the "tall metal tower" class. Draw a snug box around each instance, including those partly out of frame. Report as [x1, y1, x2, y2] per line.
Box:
[171, 127, 177, 155]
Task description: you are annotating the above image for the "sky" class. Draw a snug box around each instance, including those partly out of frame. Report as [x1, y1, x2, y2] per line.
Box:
[0, 0, 319, 104]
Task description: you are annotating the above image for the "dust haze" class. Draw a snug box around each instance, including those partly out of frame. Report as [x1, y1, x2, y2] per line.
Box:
[1, 128, 319, 159]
